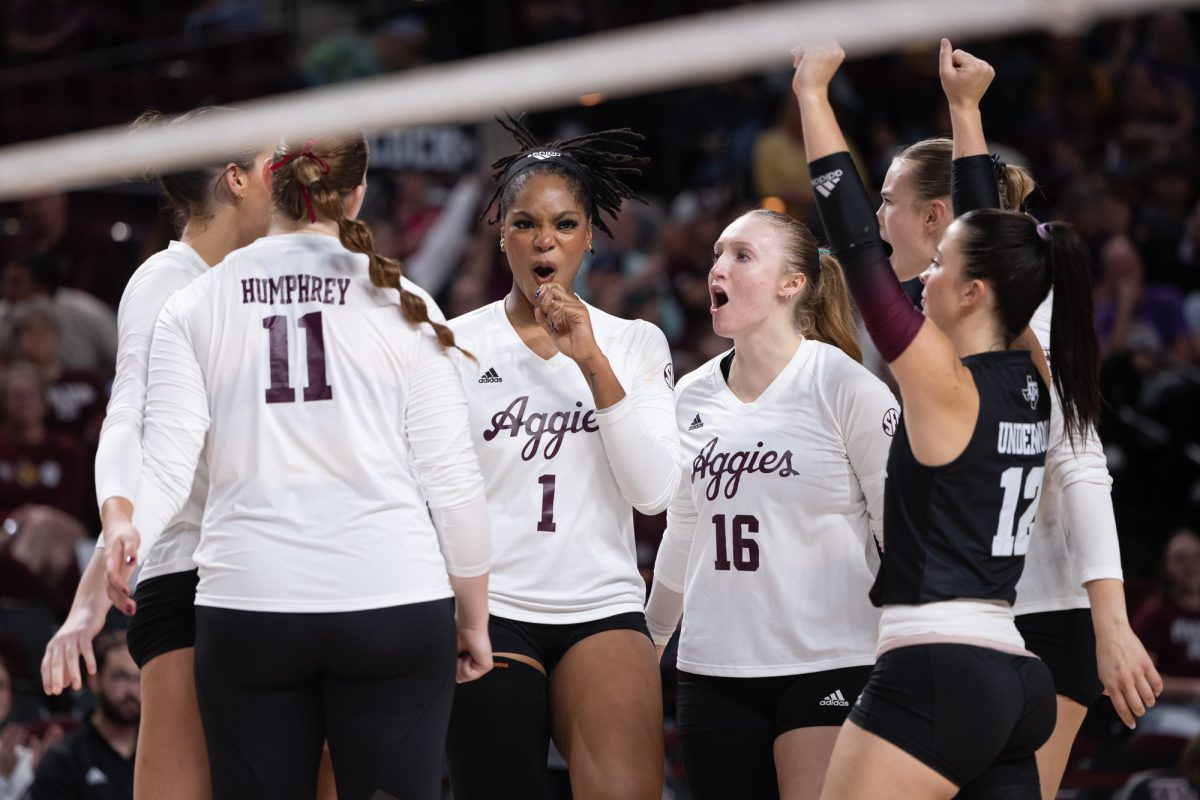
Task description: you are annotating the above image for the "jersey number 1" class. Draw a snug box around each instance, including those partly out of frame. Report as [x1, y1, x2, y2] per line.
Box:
[262, 312, 334, 404]
[991, 466, 1044, 557]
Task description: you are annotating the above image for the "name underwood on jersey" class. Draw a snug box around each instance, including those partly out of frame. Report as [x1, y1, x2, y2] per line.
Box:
[240, 276, 352, 306]
[690, 436, 800, 501]
[996, 420, 1049, 456]
[482, 395, 599, 460]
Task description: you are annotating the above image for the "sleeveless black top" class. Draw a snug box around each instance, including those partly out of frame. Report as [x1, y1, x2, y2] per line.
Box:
[870, 351, 1052, 607]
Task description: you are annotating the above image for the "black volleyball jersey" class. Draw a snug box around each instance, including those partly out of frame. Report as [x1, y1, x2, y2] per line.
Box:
[869, 351, 1051, 607]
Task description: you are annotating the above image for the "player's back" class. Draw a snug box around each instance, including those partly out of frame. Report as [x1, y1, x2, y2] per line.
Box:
[166, 232, 452, 611]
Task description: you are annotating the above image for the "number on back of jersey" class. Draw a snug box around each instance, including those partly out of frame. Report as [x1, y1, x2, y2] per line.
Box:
[991, 466, 1044, 557]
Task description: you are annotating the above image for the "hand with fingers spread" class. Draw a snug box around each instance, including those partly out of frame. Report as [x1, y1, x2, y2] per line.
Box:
[103, 517, 141, 616]
[939, 38, 995, 110]
[533, 283, 601, 364]
[1097, 620, 1163, 728]
[41, 556, 110, 695]
[791, 41, 845, 98]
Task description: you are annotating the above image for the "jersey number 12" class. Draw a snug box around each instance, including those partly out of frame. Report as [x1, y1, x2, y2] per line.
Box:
[991, 466, 1044, 557]
[262, 312, 334, 404]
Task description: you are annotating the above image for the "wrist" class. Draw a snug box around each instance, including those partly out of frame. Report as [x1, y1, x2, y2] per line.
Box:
[794, 87, 829, 104]
[575, 351, 608, 371]
[948, 101, 982, 115]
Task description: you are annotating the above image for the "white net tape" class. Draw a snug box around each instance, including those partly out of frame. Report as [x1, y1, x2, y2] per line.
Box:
[0, 0, 1194, 200]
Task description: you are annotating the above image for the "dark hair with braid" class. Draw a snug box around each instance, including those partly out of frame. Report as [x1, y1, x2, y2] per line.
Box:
[484, 114, 648, 237]
[270, 134, 469, 357]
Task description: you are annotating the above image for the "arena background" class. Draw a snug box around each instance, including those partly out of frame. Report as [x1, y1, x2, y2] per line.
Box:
[0, 1, 1199, 797]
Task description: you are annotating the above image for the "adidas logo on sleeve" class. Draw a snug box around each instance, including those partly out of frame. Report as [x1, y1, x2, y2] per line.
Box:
[478, 367, 503, 384]
[812, 169, 843, 198]
[819, 689, 850, 707]
[688, 414, 704, 430]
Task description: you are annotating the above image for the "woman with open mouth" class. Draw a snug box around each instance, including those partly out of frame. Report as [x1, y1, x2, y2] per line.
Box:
[445, 116, 681, 800]
[644, 205, 898, 800]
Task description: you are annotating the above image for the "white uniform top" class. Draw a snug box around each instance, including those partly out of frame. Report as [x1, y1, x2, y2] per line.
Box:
[131, 233, 485, 612]
[449, 299, 680, 623]
[655, 342, 895, 677]
[94, 240, 447, 585]
[1013, 293, 1123, 615]
[95, 241, 210, 582]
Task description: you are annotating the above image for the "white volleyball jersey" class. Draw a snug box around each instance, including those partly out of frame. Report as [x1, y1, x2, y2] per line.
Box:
[1014, 293, 1120, 614]
[449, 300, 677, 623]
[96, 240, 446, 585]
[95, 241, 209, 582]
[132, 233, 481, 612]
[669, 342, 896, 677]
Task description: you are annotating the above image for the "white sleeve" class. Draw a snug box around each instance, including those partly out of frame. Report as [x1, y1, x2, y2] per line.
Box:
[1045, 399, 1123, 585]
[95, 266, 197, 515]
[406, 335, 490, 577]
[130, 298, 211, 562]
[594, 322, 681, 514]
[646, 464, 697, 646]
[833, 363, 898, 559]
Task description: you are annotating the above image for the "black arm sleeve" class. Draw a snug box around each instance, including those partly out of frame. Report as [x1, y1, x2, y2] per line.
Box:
[809, 151, 883, 255]
[951, 154, 1000, 216]
[809, 151, 924, 363]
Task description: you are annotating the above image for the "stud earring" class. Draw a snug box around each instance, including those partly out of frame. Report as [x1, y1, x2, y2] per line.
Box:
[499, 238, 506, 252]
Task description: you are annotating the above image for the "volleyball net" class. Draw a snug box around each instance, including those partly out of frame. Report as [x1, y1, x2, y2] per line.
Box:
[0, 0, 1196, 201]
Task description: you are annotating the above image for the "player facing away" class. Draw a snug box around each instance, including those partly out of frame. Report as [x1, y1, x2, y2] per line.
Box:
[931, 40, 1160, 799]
[792, 42, 1103, 798]
[102, 133, 493, 800]
[41, 107, 274, 800]
[643, 209, 898, 800]
[444, 117, 680, 800]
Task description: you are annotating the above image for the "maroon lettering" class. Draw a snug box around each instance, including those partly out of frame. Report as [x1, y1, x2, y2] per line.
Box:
[284, 275, 297, 305]
[336, 278, 350, 305]
[482, 396, 598, 461]
[241, 279, 256, 304]
[324, 278, 335, 304]
[692, 437, 798, 500]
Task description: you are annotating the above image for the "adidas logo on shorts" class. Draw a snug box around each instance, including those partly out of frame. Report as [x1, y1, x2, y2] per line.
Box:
[812, 169, 843, 198]
[819, 689, 850, 707]
[479, 367, 503, 384]
[689, 414, 704, 430]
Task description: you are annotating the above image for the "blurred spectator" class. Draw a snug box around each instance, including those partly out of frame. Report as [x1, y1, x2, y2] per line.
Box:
[1114, 733, 1200, 800]
[30, 632, 138, 800]
[10, 301, 105, 443]
[0, 252, 118, 380]
[1133, 529, 1200, 736]
[0, 363, 89, 525]
[1095, 235, 1195, 362]
[0, 654, 34, 800]
[302, 15, 428, 86]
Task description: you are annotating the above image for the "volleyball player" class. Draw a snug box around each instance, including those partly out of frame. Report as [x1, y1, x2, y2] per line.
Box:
[102, 132, 492, 800]
[792, 41, 1101, 796]
[444, 117, 679, 800]
[41, 108, 274, 800]
[935, 39, 1161, 798]
[643, 208, 897, 800]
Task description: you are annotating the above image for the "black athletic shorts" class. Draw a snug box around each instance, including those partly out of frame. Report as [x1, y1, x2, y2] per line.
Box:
[488, 612, 651, 674]
[676, 665, 873, 736]
[126, 569, 198, 669]
[849, 643, 1056, 788]
[1016, 608, 1103, 707]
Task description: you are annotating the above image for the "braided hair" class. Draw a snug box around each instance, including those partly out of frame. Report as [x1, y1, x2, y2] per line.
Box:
[484, 114, 648, 237]
[270, 134, 469, 358]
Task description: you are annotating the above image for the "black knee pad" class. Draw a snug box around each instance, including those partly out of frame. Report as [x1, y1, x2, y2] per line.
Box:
[955, 758, 1041, 800]
[447, 658, 550, 799]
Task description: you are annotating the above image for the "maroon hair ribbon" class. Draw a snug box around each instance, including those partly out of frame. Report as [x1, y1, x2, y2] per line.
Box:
[269, 139, 330, 223]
